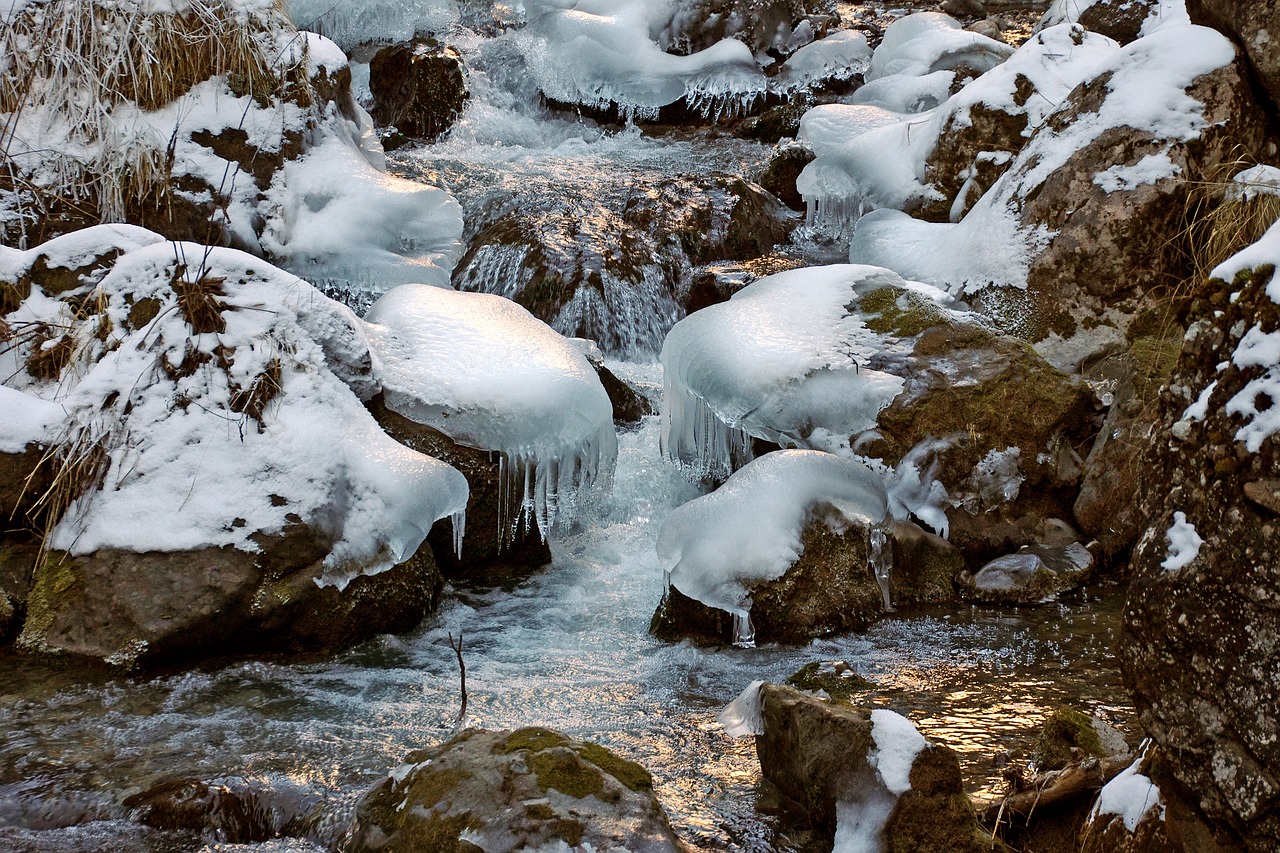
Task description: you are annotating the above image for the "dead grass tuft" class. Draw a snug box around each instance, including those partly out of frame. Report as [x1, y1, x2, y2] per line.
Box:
[172, 270, 227, 335]
[230, 357, 282, 425]
[25, 329, 76, 381]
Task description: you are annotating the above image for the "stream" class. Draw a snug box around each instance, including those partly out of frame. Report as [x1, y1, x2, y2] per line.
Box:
[0, 5, 1132, 850]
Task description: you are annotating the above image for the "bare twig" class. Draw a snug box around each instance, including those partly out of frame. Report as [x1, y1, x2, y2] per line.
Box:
[448, 631, 467, 731]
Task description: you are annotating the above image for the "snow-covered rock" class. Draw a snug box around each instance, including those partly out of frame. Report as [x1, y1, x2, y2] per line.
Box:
[866, 12, 1013, 83]
[959, 543, 1094, 604]
[1038, 0, 1186, 44]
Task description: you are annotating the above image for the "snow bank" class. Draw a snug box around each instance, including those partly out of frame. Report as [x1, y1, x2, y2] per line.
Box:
[657, 450, 890, 627]
[516, 0, 766, 120]
[2, 236, 468, 589]
[364, 284, 616, 540]
[866, 12, 1012, 83]
[848, 22, 1232, 296]
[0, 386, 63, 453]
[1038, 0, 1189, 38]
[660, 265, 910, 479]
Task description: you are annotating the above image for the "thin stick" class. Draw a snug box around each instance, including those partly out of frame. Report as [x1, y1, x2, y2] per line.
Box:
[448, 631, 467, 730]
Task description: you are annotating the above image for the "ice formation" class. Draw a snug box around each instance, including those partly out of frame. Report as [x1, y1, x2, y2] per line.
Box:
[1161, 512, 1203, 572]
[515, 0, 766, 120]
[865, 12, 1012, 83]
[1038, 0, 1190, 38]
[660, 265, 910, 480]
[799, 23, 1115, 232]
[657, 450, 892, 644]
[869, 709, 928, 795]
[718, 679, 767, 738]
[1089, 748, 1164, 832]
[832, 710, 928, 853]
[285, 0, 460, 49]
[772, 30, 872, 95]
[847, 21, 1233, 296]
[0, 235, 469, 589]
[364, 285, 617, 541]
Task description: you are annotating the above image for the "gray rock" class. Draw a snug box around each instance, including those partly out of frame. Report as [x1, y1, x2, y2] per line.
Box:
[966, 18, 1005, 42]
[658, 0, 837, 56]
[1190, 0, 1280, 113]
[369, 38, 468, 142]
[959, 542, 1093, 604]
[942, 0, 988, 20]
[341, 727, 683, 853]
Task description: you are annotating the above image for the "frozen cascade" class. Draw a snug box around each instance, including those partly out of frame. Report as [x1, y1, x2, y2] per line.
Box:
[363, 285, 617, 543]
[658, 450, 896, 646]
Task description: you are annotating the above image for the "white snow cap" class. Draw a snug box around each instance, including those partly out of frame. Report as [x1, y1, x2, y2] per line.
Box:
[869, 708, 929, 795]
[867, 12, 1013, 83]
[1089, 749, 1164, 832]
[365, 284, 617, 539]
[657, 450, 889, 617]
[660, 264, 912, 478]
[774, 30, 872, 94]
[718, 679, 767, 738]
[2, 237, 468, 588]
[0, 386, 64, 454]
[1161, 511, 1203, 572]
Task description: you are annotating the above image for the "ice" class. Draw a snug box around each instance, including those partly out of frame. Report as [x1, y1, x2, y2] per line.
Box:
[833, 793, 895, 853]
[847, 70, 956, 114]
[260, 133, 464, 303]
[718, 679, 767, 738]
[4, 237, 468, 589]
[657, 450, 892, 636]
[516, 0, 766, 120]
[285, 0, 460, 49]
[1089, 748, 1164, 832]
[660, 264, 909, 480]
[1161, 511, 1203, 572]
[866, 12, 1013, 83]
[363, 284, 617, 541]
[772, 30, 872, 95]
[869, 708, 928, 795]
[800, 24, 1116, 233]
[831, 710, 928, 853]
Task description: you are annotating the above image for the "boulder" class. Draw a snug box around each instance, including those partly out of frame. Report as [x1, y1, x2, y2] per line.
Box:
[1037, 0, 1162, 45]
[341, 727, 683, 853]
[17, 525, 445, 669]
[1122, 240, 1280, 850]
[369, 38, 468, 142]
[659, 0, 837, 56]
[941, 0, 988, 19]
[958, 542, 1094, 604]
[1189, 1, 1280, 114]
[861, 307, 1097, 565]
[596, 364, 656, 428]
[1034, 707, 1128, 772]
[682, 255, 804, 313]
[452, 172, 798, 354]
[369, 395, 551, 583]
[746, 683, 988, 851]
[758, 143, 815, 211]
[124, 775, 325, 843]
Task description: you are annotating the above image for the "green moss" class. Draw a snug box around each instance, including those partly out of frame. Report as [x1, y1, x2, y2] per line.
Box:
[1033, 708, 1105, 771]
[547, 818, 585, 846]
[18, 553, 82, 648]
[786, 661, 875, 703]
[577, 742, 653, 792]
[528, 748, 605, 800]
[494, 726, 571, 755]
[405, 766, 472, 811]
[1129, 334, 1181, 400]
[859, 286, 947, 339]
[523, 802, 557, 821]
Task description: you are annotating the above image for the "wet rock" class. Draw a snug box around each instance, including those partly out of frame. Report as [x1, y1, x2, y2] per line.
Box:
[959, 542, 1094, 604]
[451, 171, 798, 354]
[369, 38, 468, 142]
[1033, 707, 1126, 772]
[1123, 253, 1280, 849]
[861, 307, 1097, 565]
[741, 95, 815, 145]
[16, 525, 444, 669]
[785, 659, 875, 702]
[1190, 1, 1280, 114]
[759, 143, 815, 211]
[683, 255, 805, 313]
[342, 727, 682, 853]
[597, 365, 655, 428]
[0, 444, 50, 529]
[660, 0, 837, 56]
[750, 683, 987, 851]
[1079, 745, 1176, 853]
[941, 0, 988, 20]
[650, 514, 959, 645]
[369, 395, 551, 582]
[124, 775, 324, 843]
[1037, 0, 1161, 45]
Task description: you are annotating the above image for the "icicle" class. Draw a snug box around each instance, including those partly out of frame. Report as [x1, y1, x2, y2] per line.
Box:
[451, 509, 466, 560]
[731, 610, 756, 648]
[869, 515, 894, 613]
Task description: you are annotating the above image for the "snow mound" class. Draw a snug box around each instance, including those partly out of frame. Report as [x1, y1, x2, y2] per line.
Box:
[657, 449, 890, 623]
[516, 0, 766, 120]
[0, 386, 63, 454]
[869, 709, 929, 795]
[1089, 749, 1164, 832]
[773, 30, 873, 95]
[867, 12, 1013, 83]
[1, 236, 468, 589]
[1038, 0, 1189, 38]
[660, 264, 910, 480]
[364, 285, 617, 540]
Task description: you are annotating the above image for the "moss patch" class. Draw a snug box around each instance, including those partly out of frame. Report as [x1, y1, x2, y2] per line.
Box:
[786, 661, 875, 702]
[577, 742, 653, 792]
[494, 726, 571, 755]
[859, 286, 949, 339]
[528, 748, 605, 800]
[1033, 707, 1105, 771]
[18, 552, 82, 648]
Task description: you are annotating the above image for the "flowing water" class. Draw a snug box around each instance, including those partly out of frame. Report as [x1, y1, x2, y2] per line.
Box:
[0, 4, 1128, 850]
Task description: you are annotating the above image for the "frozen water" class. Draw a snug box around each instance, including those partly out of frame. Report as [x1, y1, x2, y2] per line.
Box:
[869, 708, 928, 795]
[285, 0, 461, 49]
[364, 284, 616, 541]
[657, 449, 891, 632]
[660, 264, 909, 479]
[866, 12, 1013, 83]
[772, 30, 872, 95]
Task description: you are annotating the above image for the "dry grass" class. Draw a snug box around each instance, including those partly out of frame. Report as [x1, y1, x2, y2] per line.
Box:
[22, 422, 112, 563]
[230, 356, 282, 425]
[172, 271, 227, 335]
[24, 328, 75, 381]
[1184, 154, 1280, 285]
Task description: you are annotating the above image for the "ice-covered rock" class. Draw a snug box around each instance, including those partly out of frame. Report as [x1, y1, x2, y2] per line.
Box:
[959, 542, 1094, 604]
[3, 233, 469, 666]
[285, 0, 462, 50]
[654, 450, 892, 644]
[1123, 219, 1280, 850]
[772, 29, 872, 95]
[364, 284, 616, 543]
[660, 264, 912, 479]
[725, 682, 988, 852]
[343, 727, 683, 853]
[1081, 744, 1169, 852]
[866, 12, 1013, 83]
[1038, 0, 1186, 44]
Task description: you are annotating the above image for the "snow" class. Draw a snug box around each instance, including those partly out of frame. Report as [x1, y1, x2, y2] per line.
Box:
[1038, 0, 1190, 38]
[364, 284, 616, 540]
[1090, 751, 1163, 832]
[718, 679, 767, 738]
[847, 22, 1232, 299]
[515, 0, 766, 120]
[1161, 511, 1203, 572]
[1227, 165, 1280, 203]
[773, 30, 872, 95]
[847, 70, 956, 114]
[0, 386, 63, 453]
[1093, 152, 1179, 194]
[1181, 380, 1216, 422]
[866, 12, 1013, 83]
[656, 450, 890, 623]
[832, 793, 895, 853]
[660, 265, 910, 479]
[3, 238, 469, 588]
[869, 708, 928, 795]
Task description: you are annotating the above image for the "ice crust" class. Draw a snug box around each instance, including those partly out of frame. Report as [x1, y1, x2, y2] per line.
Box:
[773, 30, 872, 94]
[1, 237, 469, 588]
[660, 264, 909, 479]
[364, 284, 617, 540]
[657, 450, 891, 626]
[847, 22, 1233, 297]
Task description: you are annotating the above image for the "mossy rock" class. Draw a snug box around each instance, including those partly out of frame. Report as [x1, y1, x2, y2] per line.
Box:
[786, 660, 875, 702]
[1033, 708, 1106, 771]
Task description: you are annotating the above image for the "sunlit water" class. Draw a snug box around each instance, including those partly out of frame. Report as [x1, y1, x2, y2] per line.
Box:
[1, 387, 1130, 851]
